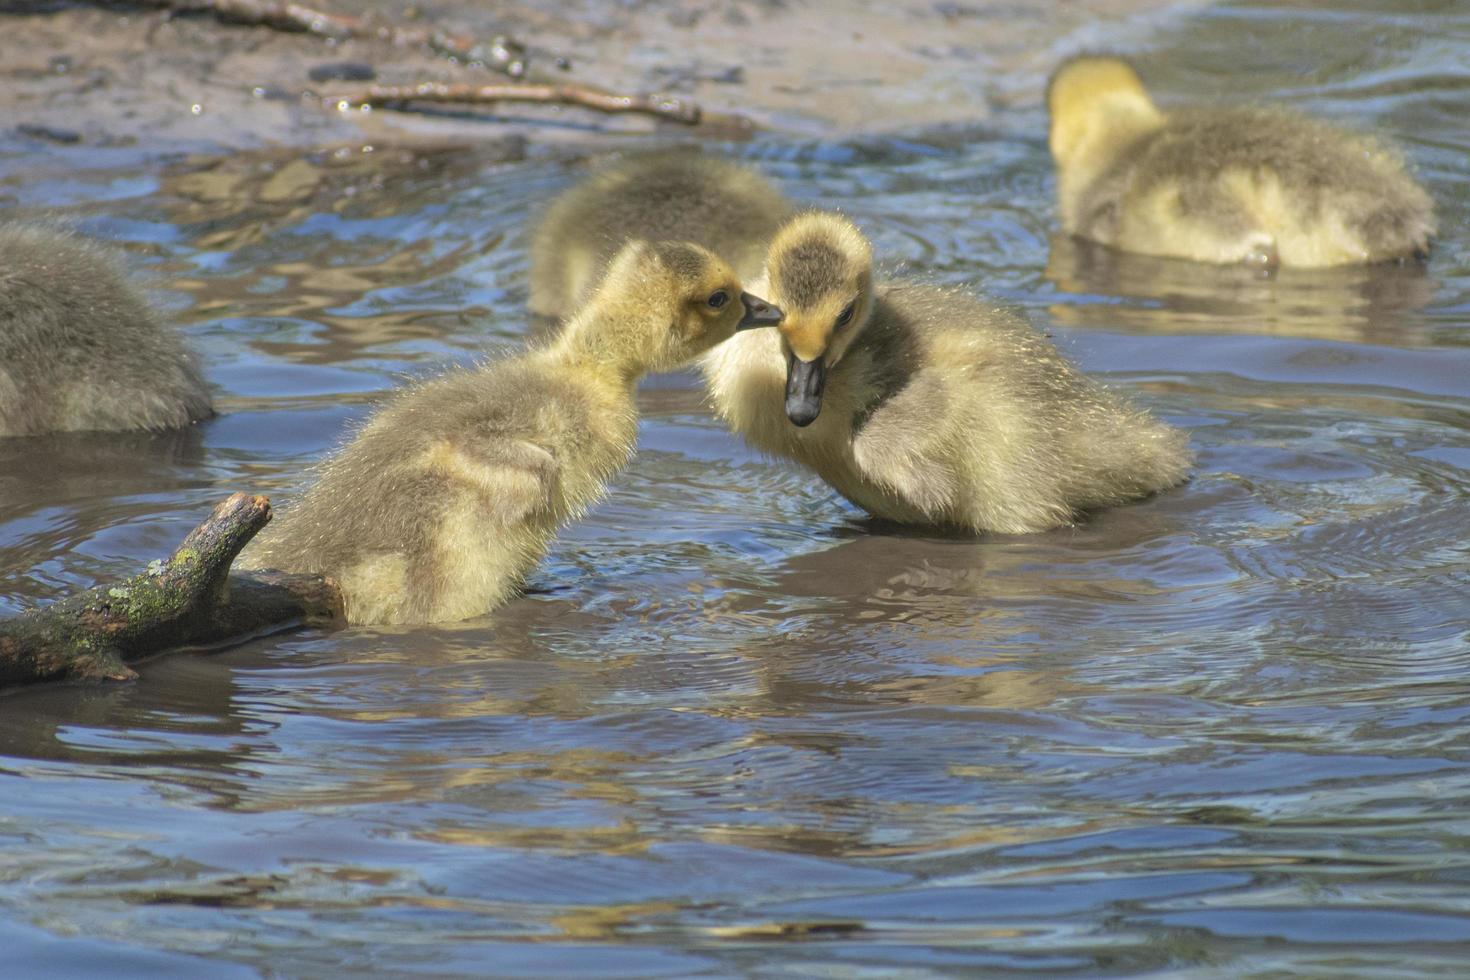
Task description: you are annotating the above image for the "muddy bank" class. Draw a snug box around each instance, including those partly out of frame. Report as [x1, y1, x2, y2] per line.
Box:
[0, 0, 1201, 161]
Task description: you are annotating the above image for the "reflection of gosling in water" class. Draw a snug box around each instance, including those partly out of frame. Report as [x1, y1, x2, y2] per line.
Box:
[244, 241, 782, 625]
[1047, 56, 1435, 267]
[0, 224, 212, 437]
[703, 212, 1192, 533]
[528, 149, 791, 322]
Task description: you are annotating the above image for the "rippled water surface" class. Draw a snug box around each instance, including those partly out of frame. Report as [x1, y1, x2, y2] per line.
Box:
[3, 1, 1470, 975]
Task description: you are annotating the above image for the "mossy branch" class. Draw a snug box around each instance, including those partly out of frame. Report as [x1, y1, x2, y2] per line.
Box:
[0, 493, 343, 689]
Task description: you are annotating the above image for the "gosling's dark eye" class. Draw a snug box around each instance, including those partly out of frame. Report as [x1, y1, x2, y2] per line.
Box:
[836, 302, 856, 327]
[707, 290, 730, 309]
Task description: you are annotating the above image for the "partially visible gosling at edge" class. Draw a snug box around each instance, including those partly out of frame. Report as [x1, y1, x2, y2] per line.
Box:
[0, 224, 212, 437]
[702, 212, 1193, 534]
[1047, 56, 1435, 267]
[529, 149, 791, 322]
[243, 241, 782, 625]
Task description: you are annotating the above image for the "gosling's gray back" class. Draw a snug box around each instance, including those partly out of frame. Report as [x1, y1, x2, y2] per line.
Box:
[720, 279, 1193, 533]
[862, 284, 1189, 519]
[529, 149, 790, 319]
[0, 224, 212, 436]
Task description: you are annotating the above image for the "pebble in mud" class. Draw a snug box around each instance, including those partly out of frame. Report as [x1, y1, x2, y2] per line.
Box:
[307, 62, 377, 83]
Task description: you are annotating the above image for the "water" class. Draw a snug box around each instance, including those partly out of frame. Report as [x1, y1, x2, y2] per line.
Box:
[3, 1, 1470, 975]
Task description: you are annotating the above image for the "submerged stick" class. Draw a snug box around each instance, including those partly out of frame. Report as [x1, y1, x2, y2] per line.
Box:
[108, 0, 529, 76]
[331, 82, 701, 125]
[0, 493, 343, 688]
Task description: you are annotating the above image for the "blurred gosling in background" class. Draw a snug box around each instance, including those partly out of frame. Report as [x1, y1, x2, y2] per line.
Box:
[0, 224, 212, 437]
[1047, 56, 1435, 267]
[529, 149, 791, 322]
[243, 240, 781, 625]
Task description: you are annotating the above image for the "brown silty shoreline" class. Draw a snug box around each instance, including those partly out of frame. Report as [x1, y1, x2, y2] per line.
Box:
[0, 0, 1203, 159]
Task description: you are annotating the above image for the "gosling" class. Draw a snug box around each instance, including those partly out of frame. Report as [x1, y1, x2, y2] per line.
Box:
[243, 240, 782, 625]
[702, 212, 1193, 534]
[528, 149, 791, 322]
[0, 224, 212, 437]
[1047, 56, 1435, 267]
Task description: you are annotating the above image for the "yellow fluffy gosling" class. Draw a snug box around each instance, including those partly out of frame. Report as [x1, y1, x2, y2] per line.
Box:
[1047, 56, 1435, 267]
[0, 224, 212, 437]
[528, 149, 791, 322]
[702, 212, 1193, 533]
[244, 241, 782, 625]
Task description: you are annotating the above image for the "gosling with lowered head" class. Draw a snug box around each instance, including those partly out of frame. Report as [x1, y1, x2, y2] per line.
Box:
[703, 211, 1193, 533]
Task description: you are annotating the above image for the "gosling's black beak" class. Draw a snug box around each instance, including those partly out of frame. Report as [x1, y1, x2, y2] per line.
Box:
[785, 352, 826, 427]
[737, 292, 783, 330]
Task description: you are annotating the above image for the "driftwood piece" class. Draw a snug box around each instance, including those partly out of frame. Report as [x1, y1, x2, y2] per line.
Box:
[330, 81, 701, 125]
[114, 0, 529, 76]
[0, 493, 343, 688]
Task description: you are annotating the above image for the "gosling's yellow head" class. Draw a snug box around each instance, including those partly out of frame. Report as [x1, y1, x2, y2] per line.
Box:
[1047, 56, 1162, 173]
[762, 212, 874, 427]
[594, 240, 783, 373]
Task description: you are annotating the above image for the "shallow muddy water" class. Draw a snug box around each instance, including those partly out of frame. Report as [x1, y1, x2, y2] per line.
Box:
[2, 0, 1469, 976]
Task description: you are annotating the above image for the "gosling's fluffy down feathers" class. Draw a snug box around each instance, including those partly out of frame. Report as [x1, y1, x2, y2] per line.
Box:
[529, 149, 790, 320]
[1048, 57, 1435, 267]
[245, 241, 760, 625]
[243, 355, 636, 625]
[531, 157, 1188, 532]
[704, 280, 1192, 534]
[0, 224, 212, 436]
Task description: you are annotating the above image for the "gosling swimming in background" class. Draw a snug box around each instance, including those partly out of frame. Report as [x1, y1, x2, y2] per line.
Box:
[244, 241, 782, 625]
[529, 149, 791, 322]
[1047, 56, 1435, 267]
[0, 223, 212, 437]
[703, 212, 1192, 534]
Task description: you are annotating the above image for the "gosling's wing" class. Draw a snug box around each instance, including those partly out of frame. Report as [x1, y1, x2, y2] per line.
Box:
[850, 366, 960, 515]
[420, 436, 562, 528]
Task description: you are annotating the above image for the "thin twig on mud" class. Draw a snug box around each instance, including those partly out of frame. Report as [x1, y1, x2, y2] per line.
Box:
[108, 0, 529, 76]
[74, 2, 726, 130]
[329, 82, 702, 125]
